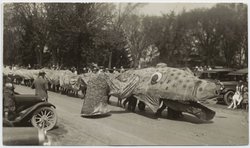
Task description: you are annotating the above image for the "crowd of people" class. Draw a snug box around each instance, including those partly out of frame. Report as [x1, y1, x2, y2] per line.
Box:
[7, 63, 213, 76]
[71, 66, 126, 75]
[3, 63, 248, 121]
[193, 65, 212, 72]
[6, 64, 127, 75]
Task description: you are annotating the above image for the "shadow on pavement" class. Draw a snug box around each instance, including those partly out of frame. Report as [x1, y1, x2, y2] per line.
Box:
[110, 110, 130, 114]
[81, 114, 111, 119]
[135, 109, 214, 124]
[158, 111, 214, 124]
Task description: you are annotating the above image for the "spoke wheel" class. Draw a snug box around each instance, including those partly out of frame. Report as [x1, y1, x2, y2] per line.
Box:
[224, 91, 234, 106]
[31, 107, 57, 131]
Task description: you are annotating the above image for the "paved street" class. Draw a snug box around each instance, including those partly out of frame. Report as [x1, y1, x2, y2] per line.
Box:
[15, 85, 248, 146]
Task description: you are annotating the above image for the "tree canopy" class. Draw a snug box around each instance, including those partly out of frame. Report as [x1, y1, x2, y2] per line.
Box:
[3, 3, 248, 69]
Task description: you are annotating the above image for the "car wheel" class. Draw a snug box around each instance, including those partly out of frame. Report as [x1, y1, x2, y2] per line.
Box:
[223, 90, 234, 106]
[31, 107, 57, 131]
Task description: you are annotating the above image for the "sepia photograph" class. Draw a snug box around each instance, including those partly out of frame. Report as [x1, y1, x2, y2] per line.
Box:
[2, 1, 248, 146]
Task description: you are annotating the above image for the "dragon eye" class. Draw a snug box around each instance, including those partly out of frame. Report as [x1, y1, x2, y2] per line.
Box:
[151, 72, 162, 85]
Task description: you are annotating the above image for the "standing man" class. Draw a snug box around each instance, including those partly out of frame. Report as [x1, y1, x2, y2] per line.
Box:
[32, 70, 49, 102]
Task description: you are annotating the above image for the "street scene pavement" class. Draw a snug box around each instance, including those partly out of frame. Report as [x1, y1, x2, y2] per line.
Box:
[15, 85, 248, 146]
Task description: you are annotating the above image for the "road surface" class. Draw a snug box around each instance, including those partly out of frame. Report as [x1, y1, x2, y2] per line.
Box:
[15, 85, 248, 146]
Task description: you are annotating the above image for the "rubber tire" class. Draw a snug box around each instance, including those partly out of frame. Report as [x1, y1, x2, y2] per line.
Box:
[31, 107, 57, 131]
[223, 90, 234, 106]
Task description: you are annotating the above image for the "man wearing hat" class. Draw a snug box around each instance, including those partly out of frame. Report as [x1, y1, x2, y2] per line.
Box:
[31, 70, 49, 102]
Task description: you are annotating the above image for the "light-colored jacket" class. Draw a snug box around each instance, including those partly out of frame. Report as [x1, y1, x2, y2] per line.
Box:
[32, 76, 48, 100]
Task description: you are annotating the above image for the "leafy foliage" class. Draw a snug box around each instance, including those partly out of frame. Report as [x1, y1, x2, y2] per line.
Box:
[3, 3, 248, 69]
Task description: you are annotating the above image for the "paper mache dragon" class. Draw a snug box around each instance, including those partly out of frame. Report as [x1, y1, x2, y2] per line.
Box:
[81, 65, 222, 121]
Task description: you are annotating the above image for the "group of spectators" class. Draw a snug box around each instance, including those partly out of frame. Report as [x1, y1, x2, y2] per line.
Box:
[194, 65, 212, 72]
[73, 66, 126, 75]
[192, 65, 213, 77]
[5, 64, 127, 75]
[7, 64, 44, 70]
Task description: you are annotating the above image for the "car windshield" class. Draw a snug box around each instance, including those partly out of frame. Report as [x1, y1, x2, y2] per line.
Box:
[200, 71, 237, 81]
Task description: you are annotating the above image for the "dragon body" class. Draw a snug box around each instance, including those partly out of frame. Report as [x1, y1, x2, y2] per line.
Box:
[81, 67, 221, 121]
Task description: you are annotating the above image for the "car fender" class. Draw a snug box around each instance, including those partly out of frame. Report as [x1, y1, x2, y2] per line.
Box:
[221, 88, 235, 95]
[14, 102, 56, 123]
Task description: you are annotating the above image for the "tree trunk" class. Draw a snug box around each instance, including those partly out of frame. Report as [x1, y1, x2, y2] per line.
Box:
[35, 47, 40, 66]
[108, 51, 112, 69]
[51, 48, 57, 66]
[39, 48, 43, 67]
[35, 45, 43, 68]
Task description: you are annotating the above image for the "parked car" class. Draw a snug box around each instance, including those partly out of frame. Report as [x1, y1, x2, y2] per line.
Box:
[199, 68, 237, 105]
[3, 90, 57, 131]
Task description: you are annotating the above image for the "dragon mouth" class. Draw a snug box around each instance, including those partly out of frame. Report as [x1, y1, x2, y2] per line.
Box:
[163, 99, 216, 121]
[198, 95, 218, 103]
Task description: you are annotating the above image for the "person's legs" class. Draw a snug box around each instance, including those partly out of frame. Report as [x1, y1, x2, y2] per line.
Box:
[128, 97, 137, 112]
[107, 95, 111, 104]
[237, 95, 243, 106]
[138, 101, 146, 111]
[155, 101, 167, 117]
[123, 97, 130, 108]
[117, 98, 122, 107]
[228, 102, 233, 108]
[232, 97, 237, 109]
[167, 108, 183, 119]
[228, 94, 237, 109]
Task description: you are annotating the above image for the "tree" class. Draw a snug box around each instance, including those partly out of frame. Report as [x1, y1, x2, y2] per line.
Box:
[142, 12, 186, 67]
[5, 3, 48, 67]
[4, 3, 247, 69]
[123, 14, 152, 68]
[108, 3, 146, 68]
[3, 3, 19, 65]
[212, 4, 247, 68]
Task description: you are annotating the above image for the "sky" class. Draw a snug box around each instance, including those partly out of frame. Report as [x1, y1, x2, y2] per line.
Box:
[139, 3, 216, 16]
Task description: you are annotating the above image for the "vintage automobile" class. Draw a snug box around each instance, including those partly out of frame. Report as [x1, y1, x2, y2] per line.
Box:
[199, 68, 237, 105]
[3, 91, 58, 131]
